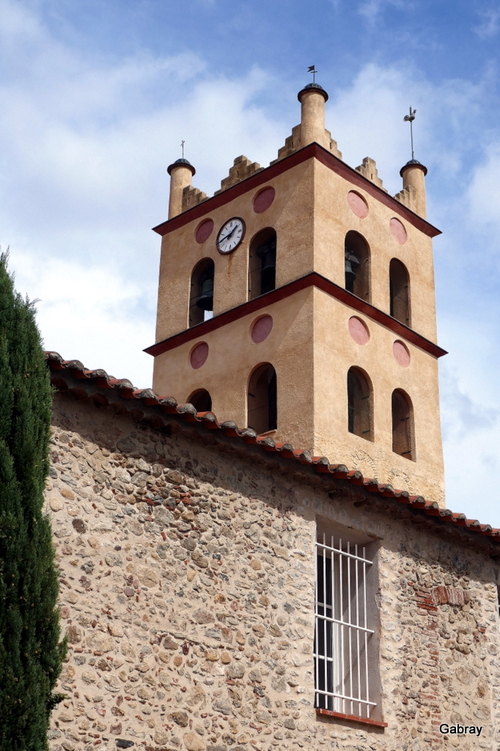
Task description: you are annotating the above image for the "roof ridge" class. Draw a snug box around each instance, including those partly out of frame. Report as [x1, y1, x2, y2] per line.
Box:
[44, 351, 500, 542]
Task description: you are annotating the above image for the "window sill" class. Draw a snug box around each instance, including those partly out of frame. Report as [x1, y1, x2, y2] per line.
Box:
[316, 709, 387, 728]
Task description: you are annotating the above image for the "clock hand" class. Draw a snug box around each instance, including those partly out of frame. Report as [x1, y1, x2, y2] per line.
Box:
[218, 226, 237, 244]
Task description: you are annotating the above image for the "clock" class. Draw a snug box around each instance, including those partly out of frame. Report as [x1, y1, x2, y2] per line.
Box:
[216, 217, 245, 254]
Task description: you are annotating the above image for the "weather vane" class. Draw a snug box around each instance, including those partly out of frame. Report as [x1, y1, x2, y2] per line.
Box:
[181, 140, 185, 159]
[403, 107, 417, 161]
[308, 65, 317, 84]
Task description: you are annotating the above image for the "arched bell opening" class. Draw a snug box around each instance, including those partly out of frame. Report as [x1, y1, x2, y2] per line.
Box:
[347, 367, 373, 441]
[392, 388, 414, 459]
[187, 389, 212, 413]
[345, 231, 370, 301]
[189, 258, 215, 327]
[247, 363, 277, 434]
[389, 258, 410, 326]
[249, 229, 277, 300]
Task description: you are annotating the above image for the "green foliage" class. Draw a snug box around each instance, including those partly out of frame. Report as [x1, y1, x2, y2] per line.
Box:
[0, 252, 66, 750]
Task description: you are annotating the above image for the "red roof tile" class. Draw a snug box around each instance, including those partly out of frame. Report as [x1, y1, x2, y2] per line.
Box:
[45, 352, 500, 544]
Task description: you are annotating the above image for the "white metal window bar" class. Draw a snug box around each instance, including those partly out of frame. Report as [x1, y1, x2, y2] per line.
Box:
[314, 533, 376, 718]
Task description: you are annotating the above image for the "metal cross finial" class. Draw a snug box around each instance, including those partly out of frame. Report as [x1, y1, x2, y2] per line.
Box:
[308, 65, 317, 84]
[181, 140, 185, 159]
[403, 106, 417, 161]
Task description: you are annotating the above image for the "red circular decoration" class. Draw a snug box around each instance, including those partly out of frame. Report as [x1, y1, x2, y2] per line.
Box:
[347, 191, 369, 219]
[253, 187, 275, 214]
[393, 340, 410, 368]
[390, 217, 407, 245]
[190, 342, 209, 370]
[251, 315, 273, 343]
[348, 316, 370, 345]
[195, 219, 214, 244]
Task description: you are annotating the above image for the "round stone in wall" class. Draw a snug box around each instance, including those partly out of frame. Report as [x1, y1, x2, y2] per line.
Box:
[251, 315, 273, 343]
[190, 342, 209, 369]
[347, 191, 369, 218]
[195, 219, 214, 244]
[393, 340, 410, 367]
[253, 187, 275, 214]
[390, 217, 407, 244]
[348, 316, 369, 345]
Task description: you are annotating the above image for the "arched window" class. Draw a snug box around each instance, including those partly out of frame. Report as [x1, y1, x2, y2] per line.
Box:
[392, 389, 414, 459]
[249, 229, 276, 300]
[189, 258, 214, 327]
[345, 232, 370, 301]
[347, 367, 372, 440]
[247, 363, 277, 434]
[187, 389, 212, 412]
[389, 259, 410, 326]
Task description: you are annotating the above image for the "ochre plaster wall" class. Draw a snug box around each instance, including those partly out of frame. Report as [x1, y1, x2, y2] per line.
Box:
[153, 288, 316, 448]
[47, 393, 500, 751]
[312, 288, 445, 503]
[153, 147, 444, 504]
[155, 160, 315, 345]
[312, 160, 438, 342]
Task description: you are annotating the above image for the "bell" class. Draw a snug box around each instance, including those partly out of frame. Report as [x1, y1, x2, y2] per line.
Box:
[345, 251, 359, 291]
[196, 276, 213, 311]
[257, 242, 276, 294]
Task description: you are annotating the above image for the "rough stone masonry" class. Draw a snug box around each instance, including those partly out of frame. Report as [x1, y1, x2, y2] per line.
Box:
[46, 388, 500, 751]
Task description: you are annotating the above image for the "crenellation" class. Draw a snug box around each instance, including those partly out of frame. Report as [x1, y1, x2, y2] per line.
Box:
[271, 124, 342, 164]
[214, 155, 263, 194]
[355, 156, 387, 191]
[182, 184, 208, 212]
[394, 183, 418, 212]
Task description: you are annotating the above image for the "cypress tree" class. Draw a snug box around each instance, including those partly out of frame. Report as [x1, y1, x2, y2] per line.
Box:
[0, 252, 65, 750]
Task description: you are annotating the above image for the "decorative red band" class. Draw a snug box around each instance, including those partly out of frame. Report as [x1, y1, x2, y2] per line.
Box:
[153, 143, 441, 239]
[144, 272, 447, 360]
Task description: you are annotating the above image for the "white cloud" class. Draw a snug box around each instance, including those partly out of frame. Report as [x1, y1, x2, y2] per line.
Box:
[466, 142, 500, 234]
[9, 250, 154, 388]
[473, 8, 500, 38]
[324, 63, 486, 195]
[0, 2, 285, 392]
[358, 0, 409, 26]
[2, 1, 500, 526]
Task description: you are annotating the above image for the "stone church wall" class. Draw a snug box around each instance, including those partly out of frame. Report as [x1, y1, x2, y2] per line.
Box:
[46, 392, 500, 751]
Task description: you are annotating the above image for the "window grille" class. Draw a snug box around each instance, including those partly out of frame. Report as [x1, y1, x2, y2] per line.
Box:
[314, 534, 376, 719]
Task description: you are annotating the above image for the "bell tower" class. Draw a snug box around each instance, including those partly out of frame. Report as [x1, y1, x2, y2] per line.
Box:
[146, 80, 446, 504]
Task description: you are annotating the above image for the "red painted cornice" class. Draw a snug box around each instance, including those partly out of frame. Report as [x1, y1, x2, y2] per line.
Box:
[144, 272, 447, 359]
[153, 143, 441, 239]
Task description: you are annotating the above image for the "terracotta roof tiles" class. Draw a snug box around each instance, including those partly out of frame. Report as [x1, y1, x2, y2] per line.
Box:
[45, 352, 500, 544]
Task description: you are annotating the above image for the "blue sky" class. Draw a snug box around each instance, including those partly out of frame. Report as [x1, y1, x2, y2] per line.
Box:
[1, 0, 500, 525]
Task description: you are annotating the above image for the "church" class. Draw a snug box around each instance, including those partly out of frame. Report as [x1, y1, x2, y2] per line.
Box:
[46, 79, 500, 751]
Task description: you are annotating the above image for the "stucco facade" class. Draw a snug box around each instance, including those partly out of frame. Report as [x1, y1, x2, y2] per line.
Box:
[148, 84, 445, 502]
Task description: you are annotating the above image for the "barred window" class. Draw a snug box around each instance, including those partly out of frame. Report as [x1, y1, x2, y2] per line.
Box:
[315, 532, 377, 720]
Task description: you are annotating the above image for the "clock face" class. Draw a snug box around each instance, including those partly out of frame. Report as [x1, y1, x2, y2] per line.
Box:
[216, 217, 245, 254]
